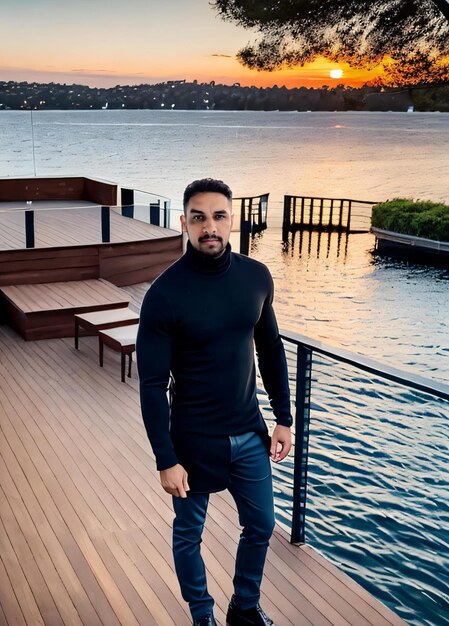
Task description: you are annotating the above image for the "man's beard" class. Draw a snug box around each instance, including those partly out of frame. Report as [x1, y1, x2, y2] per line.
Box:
[197, 235, 226, 258]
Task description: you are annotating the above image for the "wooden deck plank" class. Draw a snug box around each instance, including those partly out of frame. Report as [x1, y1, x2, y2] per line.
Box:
[0, 598, 9, 626]
[0, 472, 66, 626]
[0, 553, 27, 626]
[0, 513, 47, 626]
[0, 395, 109, 626]
[0, 324, 408, 626]
[0, 332, 186, 618]
[0, 357, 134, 623]
[98, 531, 177, 626]
[0, 333, 222, 624]
[0, 279, 129, 313]
[89, 534, 160, 626]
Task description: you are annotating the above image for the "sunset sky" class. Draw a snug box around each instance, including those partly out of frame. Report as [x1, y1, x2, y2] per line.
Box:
[1, 0, 383, 88]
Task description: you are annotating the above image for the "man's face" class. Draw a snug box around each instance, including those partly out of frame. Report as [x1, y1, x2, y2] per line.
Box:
[181, 191, 233, 257]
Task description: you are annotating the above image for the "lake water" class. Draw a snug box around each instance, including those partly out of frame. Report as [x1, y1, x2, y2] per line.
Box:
[1, 110, 448, 625]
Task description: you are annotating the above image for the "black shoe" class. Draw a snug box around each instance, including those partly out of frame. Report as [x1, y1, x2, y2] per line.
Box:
[226, 598, 275, 626]
[193, 615, 217, 626]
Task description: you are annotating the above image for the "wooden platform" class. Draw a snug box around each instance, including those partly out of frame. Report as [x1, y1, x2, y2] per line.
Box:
[0, 324, 407, 626]
[0, 199, 183, 298]
[0, 279, 130, 340]
[0, 204, 179, 251]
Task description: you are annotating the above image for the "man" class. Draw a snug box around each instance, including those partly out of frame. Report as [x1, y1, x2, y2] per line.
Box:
[136, 178, 292, 626]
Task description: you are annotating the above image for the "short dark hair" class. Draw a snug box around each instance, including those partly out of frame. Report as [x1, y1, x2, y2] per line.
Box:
[183, 178, 232, 212]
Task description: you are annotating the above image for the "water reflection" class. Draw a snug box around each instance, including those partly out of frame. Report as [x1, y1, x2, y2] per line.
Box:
[250, 229, 448, 383]
[281, 229, 350, 261]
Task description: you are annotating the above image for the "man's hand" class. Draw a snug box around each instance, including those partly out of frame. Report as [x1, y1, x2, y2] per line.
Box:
[160, 464, 190, 498]
[270, 425, 292, 462]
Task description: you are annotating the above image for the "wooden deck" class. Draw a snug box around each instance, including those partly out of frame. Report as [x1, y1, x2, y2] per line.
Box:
[0, 204, 178, 250]
[0, 201, 183, 290]
[0, 322, 407, 626]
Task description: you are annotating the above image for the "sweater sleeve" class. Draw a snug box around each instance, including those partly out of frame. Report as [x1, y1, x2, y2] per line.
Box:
[136, 286, 179, 471]
[254, 272, 293, 427]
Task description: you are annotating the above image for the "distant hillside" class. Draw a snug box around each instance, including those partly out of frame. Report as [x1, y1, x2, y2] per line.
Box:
[0, 80, 448, 112]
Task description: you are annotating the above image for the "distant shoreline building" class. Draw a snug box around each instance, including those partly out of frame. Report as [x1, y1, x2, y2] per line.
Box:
[0, 80, 446, 112]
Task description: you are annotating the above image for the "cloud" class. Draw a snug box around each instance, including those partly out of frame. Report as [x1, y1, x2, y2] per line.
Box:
[211, 54, 233, 58]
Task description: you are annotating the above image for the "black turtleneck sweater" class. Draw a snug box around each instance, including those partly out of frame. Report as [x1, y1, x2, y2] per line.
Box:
[136, 242, 292, 492]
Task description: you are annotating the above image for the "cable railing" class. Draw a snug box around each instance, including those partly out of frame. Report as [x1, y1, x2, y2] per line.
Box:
[278, 328, 449, 545]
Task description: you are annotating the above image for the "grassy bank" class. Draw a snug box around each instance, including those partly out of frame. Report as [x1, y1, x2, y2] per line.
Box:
[371, 199, 449, 241]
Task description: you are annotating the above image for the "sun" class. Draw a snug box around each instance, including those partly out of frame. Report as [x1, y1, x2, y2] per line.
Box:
[330, 69, 343, 79]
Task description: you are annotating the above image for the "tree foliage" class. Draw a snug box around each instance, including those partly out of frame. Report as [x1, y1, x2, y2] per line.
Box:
[213, 0, 449, 85]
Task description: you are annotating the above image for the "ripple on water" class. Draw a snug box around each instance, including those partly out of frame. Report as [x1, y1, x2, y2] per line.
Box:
[265, 344, 448, 626]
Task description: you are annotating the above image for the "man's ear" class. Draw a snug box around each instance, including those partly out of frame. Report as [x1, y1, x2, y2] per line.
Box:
[180, 214, 187, 232]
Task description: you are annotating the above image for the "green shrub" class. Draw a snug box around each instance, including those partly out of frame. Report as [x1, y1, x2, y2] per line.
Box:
[371, 199, 449, 241]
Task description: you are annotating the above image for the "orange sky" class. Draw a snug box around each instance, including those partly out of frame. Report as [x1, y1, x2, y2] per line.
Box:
[0, 0, 384, 89]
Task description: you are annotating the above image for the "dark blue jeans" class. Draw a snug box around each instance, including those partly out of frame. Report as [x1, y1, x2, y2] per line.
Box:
[172, 431, 275, 620]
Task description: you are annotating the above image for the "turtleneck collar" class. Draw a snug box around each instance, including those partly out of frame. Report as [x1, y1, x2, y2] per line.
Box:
[185, 240, 232, 275]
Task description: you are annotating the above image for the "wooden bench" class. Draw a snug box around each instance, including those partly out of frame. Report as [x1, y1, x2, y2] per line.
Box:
[98, 325, 139, 382]
[74, 307, 139, 349]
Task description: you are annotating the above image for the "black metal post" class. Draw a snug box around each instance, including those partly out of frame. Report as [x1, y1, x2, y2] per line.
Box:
[150, 201, 160, 226]
[347, 200, 352, 233]
[25, 210, 35, 248]
[282, 195, 291, 242]
[248, 199, 256, 235]
[121, 188, 134, 218]
[291, 344, 313, 544]
[338, 200, 344, 231]
[101, 206, 110, 243]
[329, 199, 334, 229]
[163, 200, 170, 229]
[309, 198, 314, 229]
[260, 194, 268, 227]
[239, 199, 251, 255]
[319, 198, 324, 229]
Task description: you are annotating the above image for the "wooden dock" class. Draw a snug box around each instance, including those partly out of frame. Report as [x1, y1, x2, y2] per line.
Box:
[0, 322, 407, 626]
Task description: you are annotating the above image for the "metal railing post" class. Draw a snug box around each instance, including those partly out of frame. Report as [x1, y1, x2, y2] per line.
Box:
[347, 200, 352, 233]
[291, 344, 313, 544]
[239, 199, 251, 255]
[309, 198, 314, 229]
[329, 198, 334, 229]
[282, 195, 291, 242]
[163, 200, 171, 229]
[338, 200, 344, 230]
[25, 210, 35, 248]
[121, 188, 134, 218]
[150, 201, 161, 226]
[101, 206, 110, 242]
